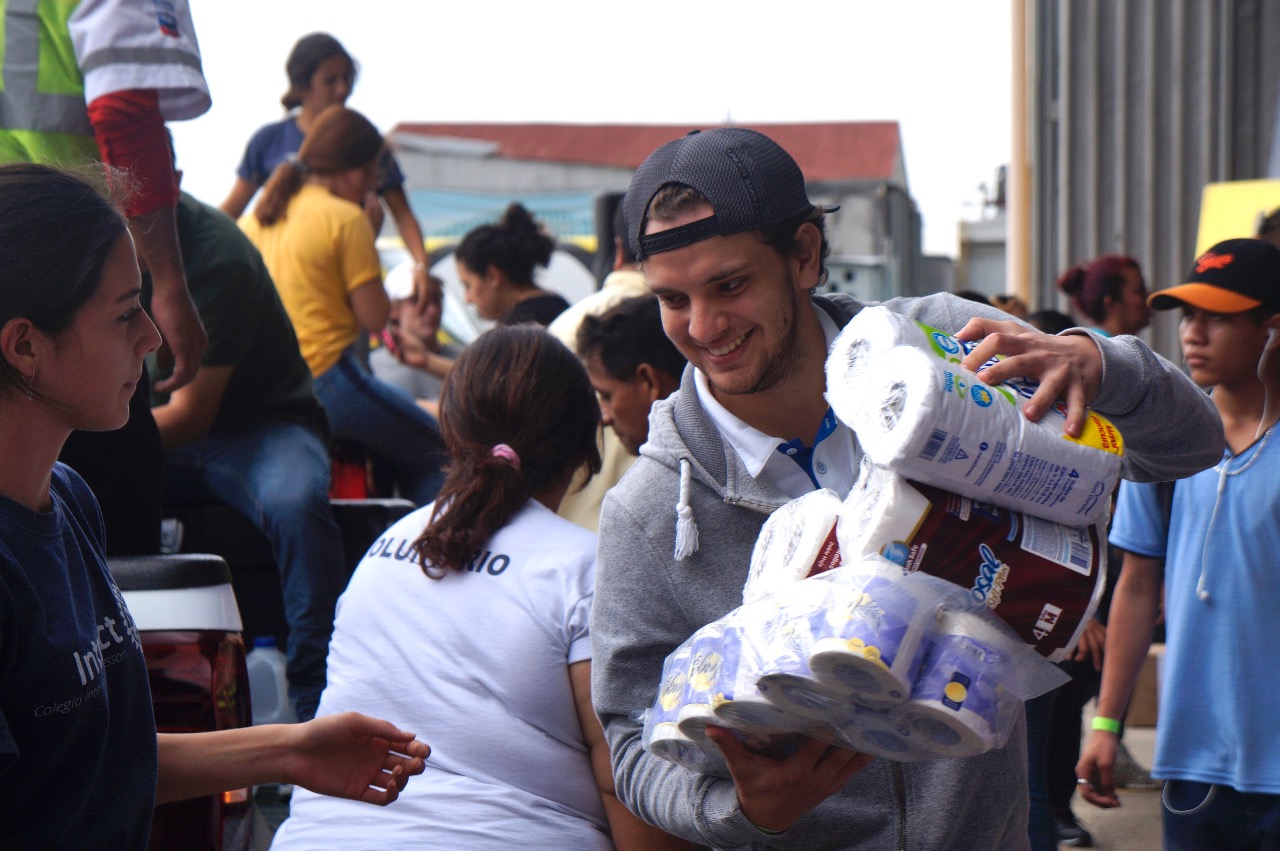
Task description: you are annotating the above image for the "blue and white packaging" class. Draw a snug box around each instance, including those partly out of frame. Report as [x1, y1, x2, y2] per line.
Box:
[807, 569, 929, 707]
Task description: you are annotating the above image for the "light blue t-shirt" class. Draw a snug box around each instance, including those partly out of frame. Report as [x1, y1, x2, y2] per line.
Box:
[1110, 429, 1280, 794]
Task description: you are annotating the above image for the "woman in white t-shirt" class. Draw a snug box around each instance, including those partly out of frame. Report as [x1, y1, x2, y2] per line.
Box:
[271, 326, 692, 850]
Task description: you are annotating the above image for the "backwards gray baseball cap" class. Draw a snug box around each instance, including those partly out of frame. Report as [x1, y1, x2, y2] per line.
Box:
[624, 128, 821, 260]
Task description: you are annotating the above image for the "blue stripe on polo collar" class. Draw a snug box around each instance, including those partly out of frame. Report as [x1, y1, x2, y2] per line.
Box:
[776, 408, 839, 489]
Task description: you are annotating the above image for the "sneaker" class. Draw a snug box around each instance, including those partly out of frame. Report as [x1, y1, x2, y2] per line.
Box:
[1054, 809, 1093, 848]
[1112, 741, 1160, 789]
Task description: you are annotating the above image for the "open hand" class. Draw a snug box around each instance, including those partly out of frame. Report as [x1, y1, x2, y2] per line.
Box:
[284, 712, 430, 806]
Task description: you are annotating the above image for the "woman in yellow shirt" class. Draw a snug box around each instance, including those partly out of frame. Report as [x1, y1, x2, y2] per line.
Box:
[241, 105, 444, 504]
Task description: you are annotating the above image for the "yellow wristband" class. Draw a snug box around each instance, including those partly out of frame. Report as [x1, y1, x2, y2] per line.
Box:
[1091, 716, 1121, 734]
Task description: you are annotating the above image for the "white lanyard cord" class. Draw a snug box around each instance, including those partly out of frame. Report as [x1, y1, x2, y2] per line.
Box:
[1196, 419, 1276, 602]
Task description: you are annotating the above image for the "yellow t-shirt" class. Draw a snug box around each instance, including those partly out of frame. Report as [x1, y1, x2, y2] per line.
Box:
[240, 184, 382, 377]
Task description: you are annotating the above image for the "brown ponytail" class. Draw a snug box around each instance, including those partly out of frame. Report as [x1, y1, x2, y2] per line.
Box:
[412, 326, 601, 577]
[252, 104, 383, 226]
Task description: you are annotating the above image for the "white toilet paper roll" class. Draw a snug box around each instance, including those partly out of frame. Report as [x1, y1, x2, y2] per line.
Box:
[837, 468, 933, 563]
[681, 622, 731, 707]
[644, 639, 706, 769]
[755, 672, 853, 720]
[648, 720, 728, 776]
[808, 573, 928, 707]
[888, 703, 992, 759]
[650, 638, 694, 726]
[843, 345, 1121, 526]
[901, 611, 1013, 757]
[712, 675, 808, 735]
[708, 620, 810, 735]
[744, 488, 843, 604]
[829, 703, 937, 762]
[827, 306, 973, 396]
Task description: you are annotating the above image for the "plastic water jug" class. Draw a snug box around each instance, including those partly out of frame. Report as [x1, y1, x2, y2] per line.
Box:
[246, 636, 297, 725]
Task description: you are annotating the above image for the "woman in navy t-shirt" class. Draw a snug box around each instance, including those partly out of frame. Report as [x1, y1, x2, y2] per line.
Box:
[0, 163, 430, 848]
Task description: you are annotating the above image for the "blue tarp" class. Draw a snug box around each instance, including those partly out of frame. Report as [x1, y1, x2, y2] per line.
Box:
[406, 189, 597, 239]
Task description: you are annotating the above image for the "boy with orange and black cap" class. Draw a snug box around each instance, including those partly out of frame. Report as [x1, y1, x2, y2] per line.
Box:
[1079, 238, 1280, 848]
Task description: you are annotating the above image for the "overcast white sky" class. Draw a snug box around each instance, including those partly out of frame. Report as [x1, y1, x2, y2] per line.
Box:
[171, 0, 1012, 258]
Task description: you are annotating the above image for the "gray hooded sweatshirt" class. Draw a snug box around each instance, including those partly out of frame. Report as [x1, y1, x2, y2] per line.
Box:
[591, 292, 1222, 850]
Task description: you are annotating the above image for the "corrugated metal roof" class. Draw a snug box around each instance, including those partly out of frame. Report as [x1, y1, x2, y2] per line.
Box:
[390, 121, 903, 183]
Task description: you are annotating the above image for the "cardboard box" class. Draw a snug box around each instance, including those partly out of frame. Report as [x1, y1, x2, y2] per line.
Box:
[1126, 643, 1164, 727]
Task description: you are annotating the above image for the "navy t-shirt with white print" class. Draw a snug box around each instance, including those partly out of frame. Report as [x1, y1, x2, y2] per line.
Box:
[0, 463, 157, 848]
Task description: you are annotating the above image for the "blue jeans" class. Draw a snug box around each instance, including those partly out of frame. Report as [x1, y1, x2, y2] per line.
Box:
[1163, 781, 1280, 850]
[165, 421, 345, 720]
[312, 347, 446, 505]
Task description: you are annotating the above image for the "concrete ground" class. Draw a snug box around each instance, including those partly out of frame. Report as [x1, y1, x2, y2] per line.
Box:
[1068, 706, 1163, 850]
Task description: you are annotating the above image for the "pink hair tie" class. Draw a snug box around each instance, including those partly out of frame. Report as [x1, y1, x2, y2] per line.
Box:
[490, 443, 521, 469]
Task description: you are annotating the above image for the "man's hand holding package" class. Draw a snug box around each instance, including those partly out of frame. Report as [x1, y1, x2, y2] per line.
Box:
[956, 317, 1104, 438]
[704, 727, 873, 833]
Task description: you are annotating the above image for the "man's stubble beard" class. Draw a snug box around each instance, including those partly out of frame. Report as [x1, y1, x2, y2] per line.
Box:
[714, 269, 807, 398]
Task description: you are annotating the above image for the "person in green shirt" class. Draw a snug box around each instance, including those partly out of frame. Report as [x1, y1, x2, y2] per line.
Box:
[151, 187, 345, 722]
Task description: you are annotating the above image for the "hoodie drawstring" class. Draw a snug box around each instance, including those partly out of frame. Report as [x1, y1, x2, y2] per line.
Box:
[674, 458, 699, 560]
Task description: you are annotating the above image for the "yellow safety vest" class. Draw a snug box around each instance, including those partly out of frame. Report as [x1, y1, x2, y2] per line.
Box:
[0, 0, 98, 164]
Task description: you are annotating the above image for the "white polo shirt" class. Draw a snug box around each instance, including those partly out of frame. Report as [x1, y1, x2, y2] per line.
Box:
[694, 304, 859, 500]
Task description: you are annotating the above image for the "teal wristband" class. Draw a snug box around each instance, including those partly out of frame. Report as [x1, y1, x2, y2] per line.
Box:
[752, 823, 784, 836]
[1091, 715, 1121, 734]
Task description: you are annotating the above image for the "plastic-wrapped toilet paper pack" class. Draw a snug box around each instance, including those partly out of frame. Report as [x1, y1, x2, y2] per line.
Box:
[830, 702, 943, 763]
[806, 568, 930, 707]
[643, 635, 725, 775]
[890, 610, 1026, 759]
[743, 488, 844, 605]
[834, 343, 1122, 526]
[711, 609, 816, 737]
[671, 621, 733, 769]
[752, 582, 866, 720]
[644, 560, 1069, 769]
[838, 465, 1108, 662]
[825, 305, 1124, 528]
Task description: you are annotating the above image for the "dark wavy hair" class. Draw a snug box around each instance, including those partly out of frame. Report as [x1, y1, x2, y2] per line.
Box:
[454, 202, 556, 289]
[253, 105, 382, 226]
[0, 163, 130, 396]
[1055, 255, 1142, 325]
[577, 294, 687, 381]
[282, 32, 357, 110]
[412, 326, 601, 577]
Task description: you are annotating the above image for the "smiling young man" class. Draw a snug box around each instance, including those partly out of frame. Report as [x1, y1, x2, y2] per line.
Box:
[1078, 238, 1280, 849]
[589, 127, 1226, 849]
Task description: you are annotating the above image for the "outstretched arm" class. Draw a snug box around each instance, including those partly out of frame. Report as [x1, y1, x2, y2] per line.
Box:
[220, 177, 258, 219]
[952, 313, 1223, 481]
[156, 711, 429, 806]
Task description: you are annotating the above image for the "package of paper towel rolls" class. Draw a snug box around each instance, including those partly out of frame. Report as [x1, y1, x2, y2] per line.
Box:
[825, 305, 1124, 527]
[641, 560, 1070, 770]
